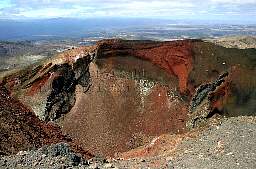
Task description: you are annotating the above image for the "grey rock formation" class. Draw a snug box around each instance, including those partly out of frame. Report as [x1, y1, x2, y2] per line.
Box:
[187, 72, 229, 129]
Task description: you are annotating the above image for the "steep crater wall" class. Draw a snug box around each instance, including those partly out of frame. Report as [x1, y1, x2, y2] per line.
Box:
[96, 39, 256, 123]
[1, 39, 255, 158]
[0, 47, 95, 121]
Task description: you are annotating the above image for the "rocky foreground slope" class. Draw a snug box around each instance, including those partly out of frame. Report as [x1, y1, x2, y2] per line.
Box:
[0, 38, 255, 168]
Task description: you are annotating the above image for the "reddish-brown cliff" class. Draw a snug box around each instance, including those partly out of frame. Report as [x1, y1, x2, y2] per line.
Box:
[97, 39, 194, 94]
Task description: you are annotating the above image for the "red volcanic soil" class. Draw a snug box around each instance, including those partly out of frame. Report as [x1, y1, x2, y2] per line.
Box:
[27, 73, 51, 96]
[0, 86, 93, 158]
[97, 39, 194, 94]
[133, 41, 193, 94]
[0, 86, 64, 155]
[59, 56, 188, 157]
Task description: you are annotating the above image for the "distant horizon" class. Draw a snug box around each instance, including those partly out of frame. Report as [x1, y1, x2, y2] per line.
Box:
[0, 17, 255, 41]
[0, 17, 255, 25]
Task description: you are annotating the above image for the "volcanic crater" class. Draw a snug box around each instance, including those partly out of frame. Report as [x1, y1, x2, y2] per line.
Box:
[0, 39, 256, 160]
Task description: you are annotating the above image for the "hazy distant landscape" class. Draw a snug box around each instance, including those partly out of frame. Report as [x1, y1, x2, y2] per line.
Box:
[0, 18, 255, 41]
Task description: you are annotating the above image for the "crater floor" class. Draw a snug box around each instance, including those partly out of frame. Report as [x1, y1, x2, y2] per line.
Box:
[59, 56, 188, 157]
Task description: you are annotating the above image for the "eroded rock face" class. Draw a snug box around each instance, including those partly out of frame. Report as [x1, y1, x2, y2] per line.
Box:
[186, 72, 229, 129]
[0, 39, 255, 158]
[0, 46, 96, 121]
[96, 39, 195, 94]
[189, 41, 256, 121]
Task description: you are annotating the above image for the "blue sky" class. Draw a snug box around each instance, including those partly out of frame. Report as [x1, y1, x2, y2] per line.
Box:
[0, 0, 255, 22]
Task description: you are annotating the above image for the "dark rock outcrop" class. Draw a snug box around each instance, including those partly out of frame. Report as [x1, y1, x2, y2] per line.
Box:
[190, 72, 229, 113]
[0, 46, 96, 121]
[186, 72, 229, 129]
[45, 64, 76, 121]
